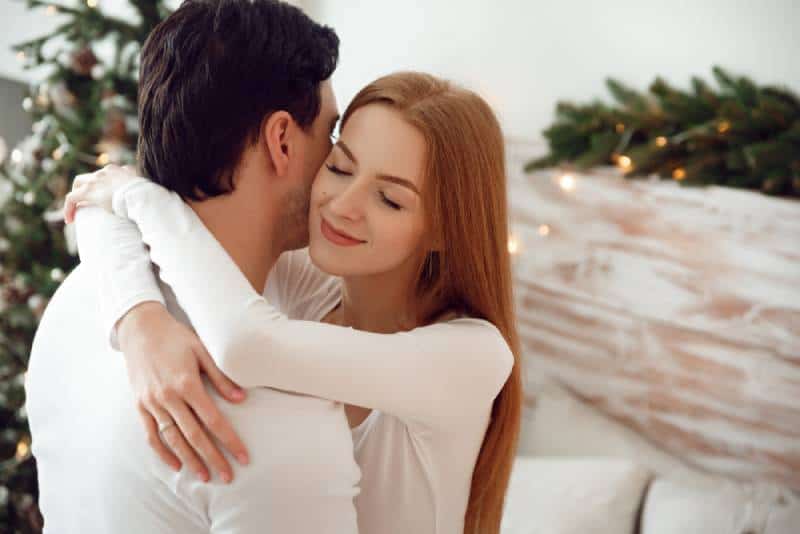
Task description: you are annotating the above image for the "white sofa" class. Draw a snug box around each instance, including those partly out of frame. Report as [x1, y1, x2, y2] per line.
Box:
[502, 381, 800, 534]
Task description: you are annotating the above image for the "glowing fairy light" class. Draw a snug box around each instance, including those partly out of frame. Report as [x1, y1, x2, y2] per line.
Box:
[16, 440, 29, 460]
[35, 93, 50, 108]
[655, 136, 668, 147]
[96, 152, 110, 166]
[538, 224, 550, 237]
[507, 235, 520, 255]
[616, 155, 632, 170]
[558, 173, 576, 192]
[672, 168, 686, 181]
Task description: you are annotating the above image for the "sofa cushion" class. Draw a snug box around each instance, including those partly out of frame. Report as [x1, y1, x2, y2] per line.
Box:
[640, 478, 800, 534]
[501, 457, 652, 534]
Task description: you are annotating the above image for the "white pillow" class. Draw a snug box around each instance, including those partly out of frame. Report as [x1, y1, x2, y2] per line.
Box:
[501, 457, 652, 534]
[641, 478, 800, 534]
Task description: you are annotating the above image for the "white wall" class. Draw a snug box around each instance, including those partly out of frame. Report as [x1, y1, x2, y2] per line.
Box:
[2, 0, 797, 143]
[303, 0, 800, 143]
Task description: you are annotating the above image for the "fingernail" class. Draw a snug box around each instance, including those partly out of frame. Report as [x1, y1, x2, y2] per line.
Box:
[237, 453, 249, 465]
[232, 389, 245, 400]
[221, 472, 231, 484]
[198, 471, 208, 482]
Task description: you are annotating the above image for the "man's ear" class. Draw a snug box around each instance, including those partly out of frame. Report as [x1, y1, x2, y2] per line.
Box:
[262, 111, 294, 177]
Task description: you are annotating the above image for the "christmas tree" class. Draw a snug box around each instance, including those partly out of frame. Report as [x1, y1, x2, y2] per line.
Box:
[0, 1, 168, 531]
[526, 67, 800, 198]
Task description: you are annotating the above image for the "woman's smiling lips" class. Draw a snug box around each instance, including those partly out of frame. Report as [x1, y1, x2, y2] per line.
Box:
[321, 218, 366, 247]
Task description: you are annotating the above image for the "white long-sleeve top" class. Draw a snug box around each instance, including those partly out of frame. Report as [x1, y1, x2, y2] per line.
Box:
[85, 177, 514, 534]
[27, 209, 361, 534]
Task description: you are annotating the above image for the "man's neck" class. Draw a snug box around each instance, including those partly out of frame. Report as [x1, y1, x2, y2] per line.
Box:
[188, 194, 282, 294]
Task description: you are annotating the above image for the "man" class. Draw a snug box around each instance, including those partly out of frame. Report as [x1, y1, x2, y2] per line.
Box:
[25, 0, 359, 532]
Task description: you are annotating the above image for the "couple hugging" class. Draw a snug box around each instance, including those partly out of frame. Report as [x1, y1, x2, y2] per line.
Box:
[25, 0, 522, 532]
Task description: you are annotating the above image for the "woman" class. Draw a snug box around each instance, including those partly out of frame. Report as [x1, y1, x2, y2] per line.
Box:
[67, 72, 522, 534]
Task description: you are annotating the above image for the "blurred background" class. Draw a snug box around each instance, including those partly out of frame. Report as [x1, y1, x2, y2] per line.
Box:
[3, 0, 800, 145]
[1, 1, 798, 532]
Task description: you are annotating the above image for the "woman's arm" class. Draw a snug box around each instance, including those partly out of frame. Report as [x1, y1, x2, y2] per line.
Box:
[70, 177, 251, 483]
[73, 205, 165, 349]
[114, 179, 515, 426]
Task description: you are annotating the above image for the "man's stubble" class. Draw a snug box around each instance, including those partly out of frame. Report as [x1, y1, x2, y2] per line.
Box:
[279, 183, 312, 251]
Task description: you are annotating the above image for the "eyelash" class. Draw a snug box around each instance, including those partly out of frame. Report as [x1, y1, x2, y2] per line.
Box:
[325, 164, 402, 211]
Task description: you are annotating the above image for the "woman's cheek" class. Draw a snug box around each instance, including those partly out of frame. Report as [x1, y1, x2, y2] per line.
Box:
[380, 213, 423, 257]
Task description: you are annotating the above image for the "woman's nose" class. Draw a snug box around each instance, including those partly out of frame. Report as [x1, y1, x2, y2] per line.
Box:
[328, 181, 366, 220]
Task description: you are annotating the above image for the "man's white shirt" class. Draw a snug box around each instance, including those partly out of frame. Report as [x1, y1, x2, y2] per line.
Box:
[25, 207, 360, 534]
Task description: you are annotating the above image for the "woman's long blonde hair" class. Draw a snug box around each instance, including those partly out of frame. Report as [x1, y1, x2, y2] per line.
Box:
[341, 72, 523, 534]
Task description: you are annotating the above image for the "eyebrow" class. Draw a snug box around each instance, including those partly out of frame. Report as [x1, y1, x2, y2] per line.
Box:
[335, 140, 421, 195]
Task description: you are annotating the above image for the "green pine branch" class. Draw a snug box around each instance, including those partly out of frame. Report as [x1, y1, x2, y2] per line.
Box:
[525, 66, 800, 198]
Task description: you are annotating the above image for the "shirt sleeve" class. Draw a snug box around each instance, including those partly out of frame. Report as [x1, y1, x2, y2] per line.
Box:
[112, 178, 515, 426]
[74, 205, 166, 351]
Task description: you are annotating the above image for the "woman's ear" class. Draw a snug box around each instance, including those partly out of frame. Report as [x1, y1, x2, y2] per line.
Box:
[262, 111, 293, 176]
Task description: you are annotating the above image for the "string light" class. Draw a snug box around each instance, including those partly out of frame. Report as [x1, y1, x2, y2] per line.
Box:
[615, 123, 625, 133]
[558, 173, 576, 192]
[717, 120, 731, 133]
[35, 93, 50, 108]
[655, 136, 668, 147]
[86, 0, 98, 7]
[672, 168, 686, 181]
[507, 235, 520, 255]
[16, 440, 29, 461]
[96, 152, 110, 165]
[538, 224, 550, 237]
[616, 155, 633, 170]
[52, 146, 65, 160]
[11, 149, 23, 165]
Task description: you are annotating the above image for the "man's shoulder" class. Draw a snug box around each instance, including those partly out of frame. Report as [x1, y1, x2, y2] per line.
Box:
[34, 263, 98, 336]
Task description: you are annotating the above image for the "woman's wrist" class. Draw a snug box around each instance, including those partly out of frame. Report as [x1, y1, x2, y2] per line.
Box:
[116, 301, 171, 352]
[110, 175, 152, 219]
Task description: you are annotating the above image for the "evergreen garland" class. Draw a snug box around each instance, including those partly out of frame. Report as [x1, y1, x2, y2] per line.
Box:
[526, 66, 800, 198]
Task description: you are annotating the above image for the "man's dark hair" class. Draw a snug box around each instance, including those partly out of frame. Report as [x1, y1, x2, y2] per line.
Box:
[137, 0, 339, 200]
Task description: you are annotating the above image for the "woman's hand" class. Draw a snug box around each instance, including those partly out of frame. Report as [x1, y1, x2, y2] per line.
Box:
[63, 164, 139, 223]
[117, 302, 251, 483]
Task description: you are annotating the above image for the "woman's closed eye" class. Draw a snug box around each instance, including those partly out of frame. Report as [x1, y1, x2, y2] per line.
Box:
[379, 191, 401, 210]
[326, 163, 350, 176]
[325, 163, 403, 210]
